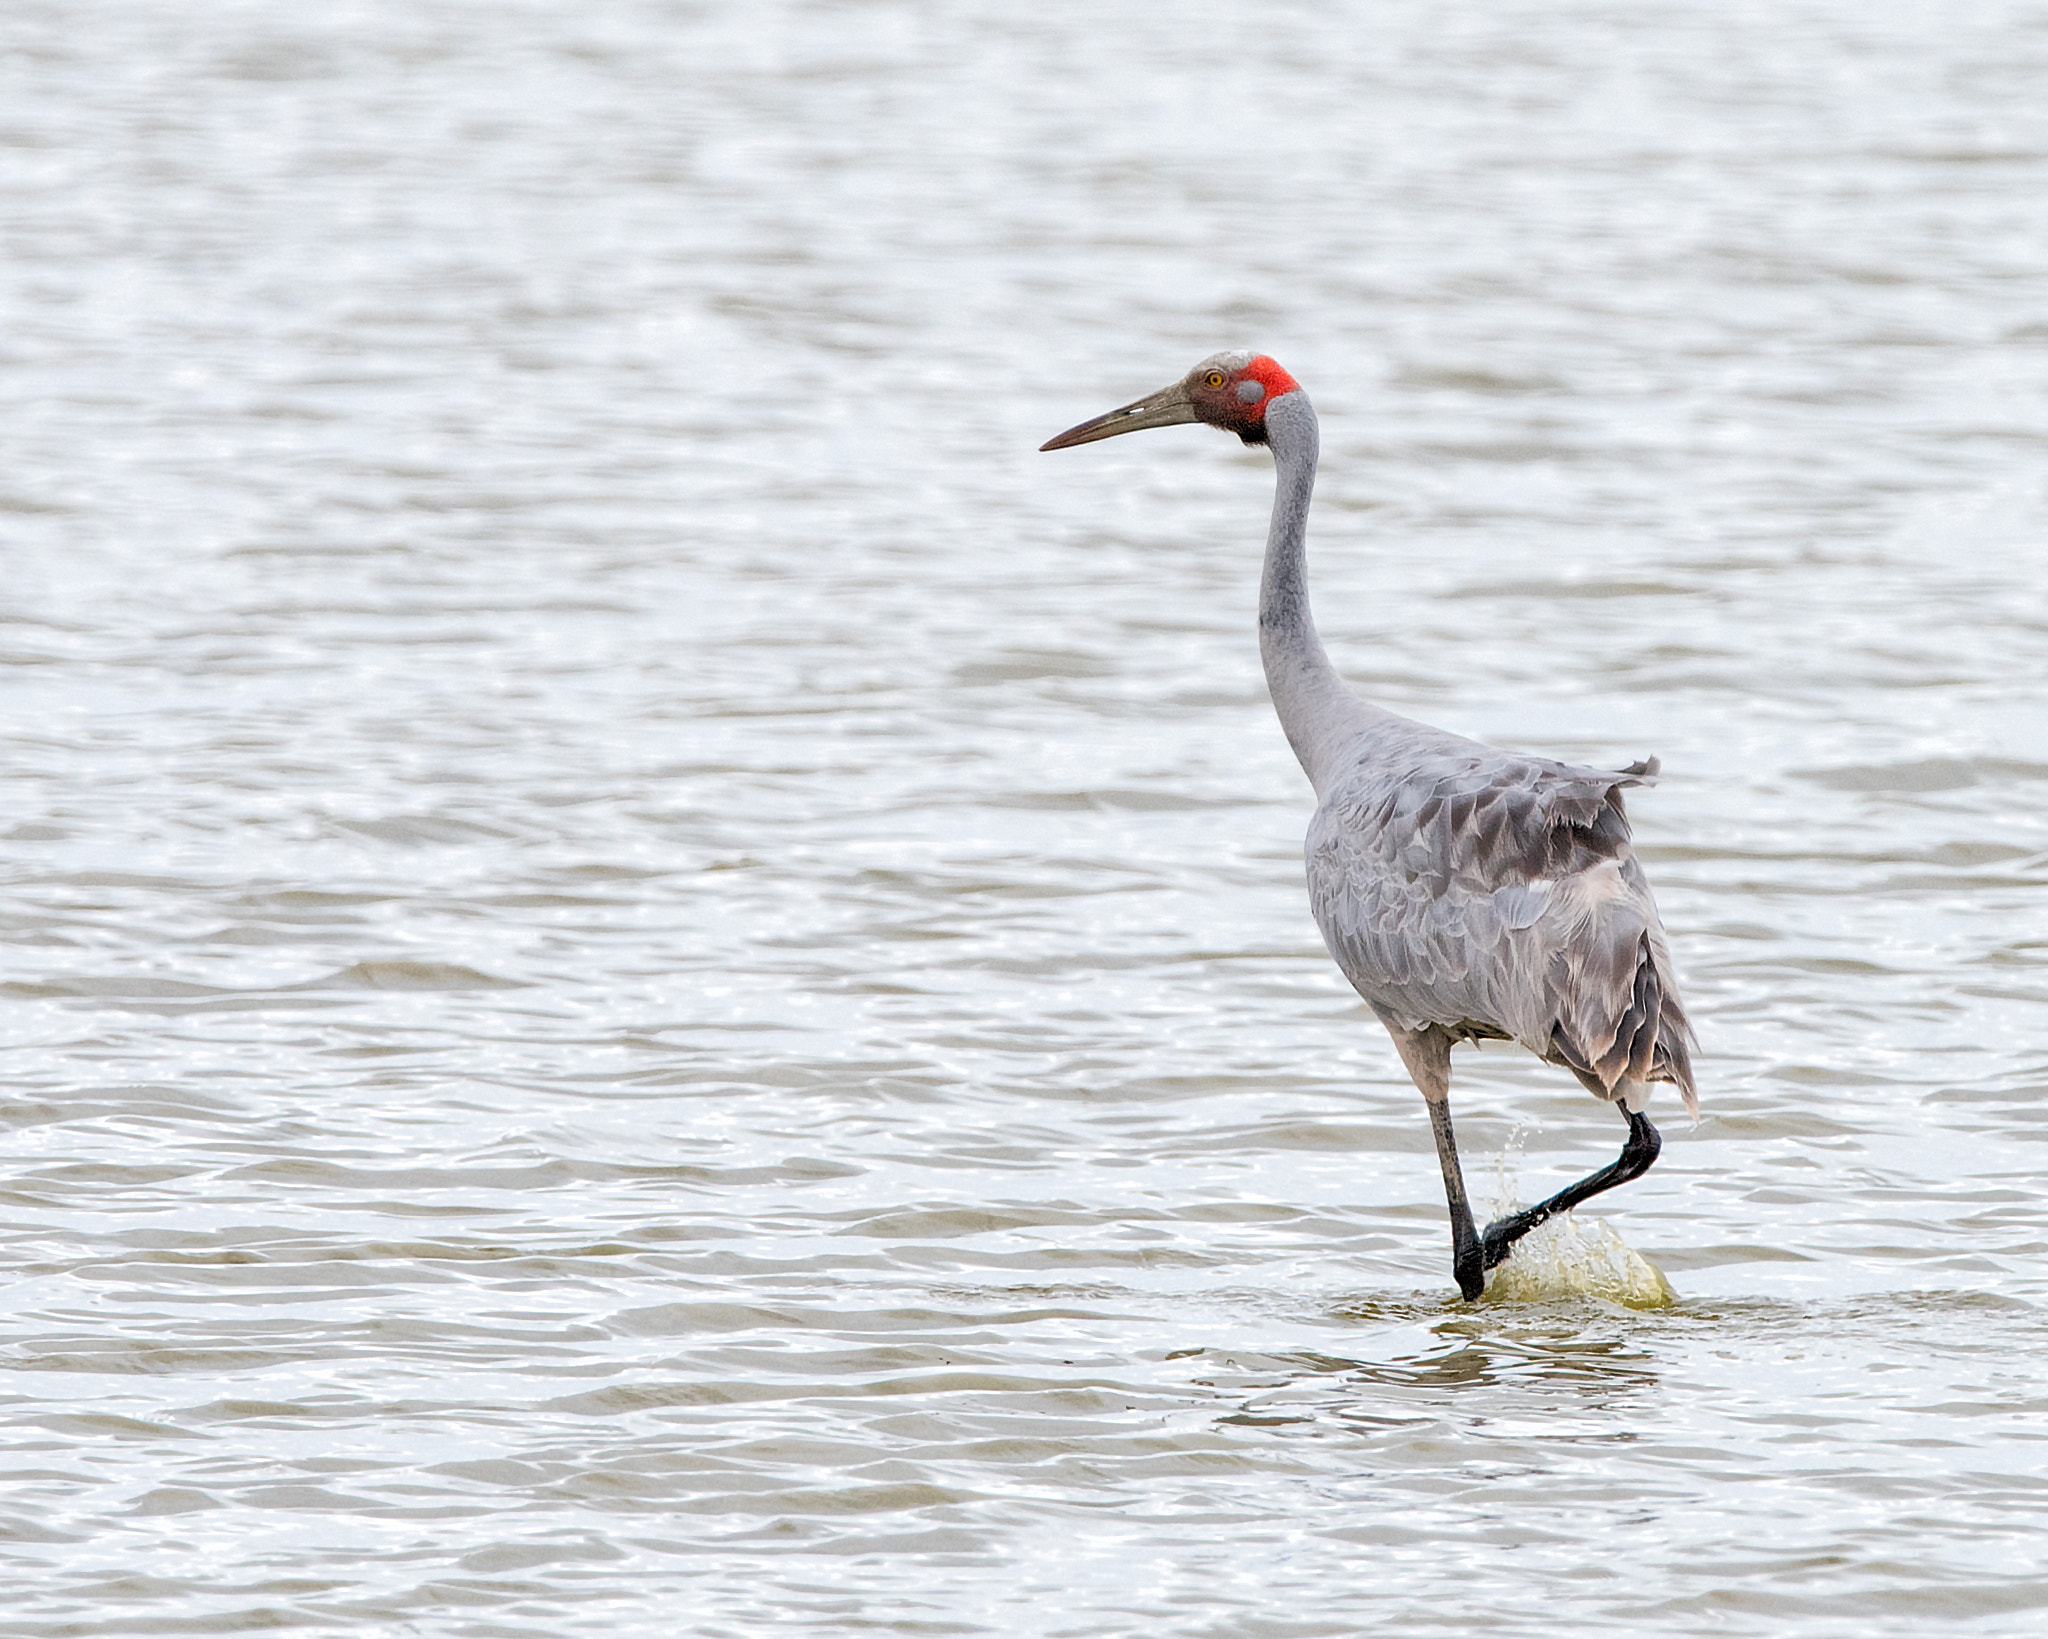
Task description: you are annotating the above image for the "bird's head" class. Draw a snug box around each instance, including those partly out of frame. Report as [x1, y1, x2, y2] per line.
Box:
[1040, 351, 1302, 452]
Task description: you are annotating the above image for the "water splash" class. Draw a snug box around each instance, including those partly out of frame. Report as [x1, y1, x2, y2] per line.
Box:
[1484, 1212, 1678, 1308]
[1481, 1128, 1677, 1308]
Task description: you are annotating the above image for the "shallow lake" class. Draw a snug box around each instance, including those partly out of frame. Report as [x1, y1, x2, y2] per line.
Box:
[2, 2, 2046, 1633]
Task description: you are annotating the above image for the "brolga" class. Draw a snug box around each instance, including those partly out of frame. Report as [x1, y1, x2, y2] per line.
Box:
[1042, 352, 1697, 1301]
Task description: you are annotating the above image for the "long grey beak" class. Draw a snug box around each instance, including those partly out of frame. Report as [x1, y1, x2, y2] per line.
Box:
[1040, 379, 1199, 451]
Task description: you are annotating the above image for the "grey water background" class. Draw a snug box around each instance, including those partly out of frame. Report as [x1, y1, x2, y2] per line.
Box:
[3, 0, 2047, 1633]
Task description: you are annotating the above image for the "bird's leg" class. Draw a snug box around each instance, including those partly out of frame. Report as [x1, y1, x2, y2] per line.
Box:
[1479, 1106, 1661, 1271]
[1379, 1018, 1486, 1302]
[1426, 1096, 1486, 1302]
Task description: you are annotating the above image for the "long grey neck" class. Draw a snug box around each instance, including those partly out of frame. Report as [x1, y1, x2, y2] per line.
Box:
[1258, 392, 1376, 793]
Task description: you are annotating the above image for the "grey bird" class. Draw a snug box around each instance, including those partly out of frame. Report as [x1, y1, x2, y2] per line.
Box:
[1042, 351, 1697, 1301]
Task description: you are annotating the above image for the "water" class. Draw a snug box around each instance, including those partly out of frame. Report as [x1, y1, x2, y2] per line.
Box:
[2, 1, 2046, 1633]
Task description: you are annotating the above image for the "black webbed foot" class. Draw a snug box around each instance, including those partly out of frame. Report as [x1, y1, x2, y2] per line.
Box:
[1452, 1231, 1486, 1303]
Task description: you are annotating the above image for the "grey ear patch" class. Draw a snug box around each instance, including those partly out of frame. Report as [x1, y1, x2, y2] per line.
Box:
[1236, 380, 1267, 403]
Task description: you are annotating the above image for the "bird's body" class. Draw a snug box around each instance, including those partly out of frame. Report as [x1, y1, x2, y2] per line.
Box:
[1305, 725, 1694, 1112]
[1044, 351, 1696, 1300]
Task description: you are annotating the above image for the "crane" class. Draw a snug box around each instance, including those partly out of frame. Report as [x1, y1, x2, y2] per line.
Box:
[1042, 351, 1697, 1302]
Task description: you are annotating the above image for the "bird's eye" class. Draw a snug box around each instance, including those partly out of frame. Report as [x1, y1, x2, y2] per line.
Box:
[1205, 371, 1227, 388]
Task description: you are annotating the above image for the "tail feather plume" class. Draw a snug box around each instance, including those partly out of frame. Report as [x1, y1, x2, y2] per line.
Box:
[1546, 928, 1698, 1120]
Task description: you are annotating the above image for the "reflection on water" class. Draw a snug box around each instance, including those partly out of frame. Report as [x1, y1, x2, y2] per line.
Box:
[1198, 1328, 1666, 1406]
[2, 0, 2047, 1634]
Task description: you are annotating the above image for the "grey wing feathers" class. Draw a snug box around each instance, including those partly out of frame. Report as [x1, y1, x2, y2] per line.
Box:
[1308, 743, 1697, 1115]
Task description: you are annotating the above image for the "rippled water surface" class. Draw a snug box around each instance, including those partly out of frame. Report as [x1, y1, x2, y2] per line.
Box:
[4, 2, 2048, 1633]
